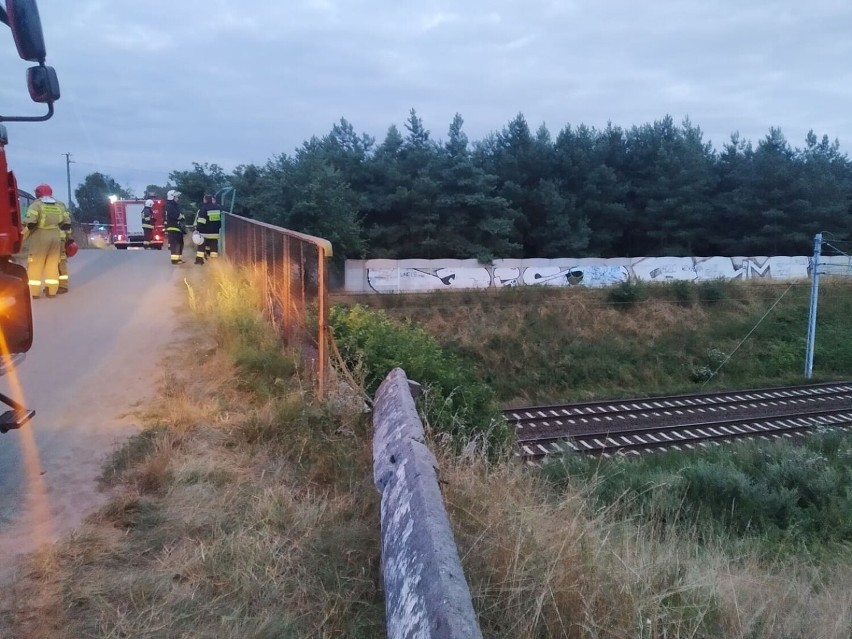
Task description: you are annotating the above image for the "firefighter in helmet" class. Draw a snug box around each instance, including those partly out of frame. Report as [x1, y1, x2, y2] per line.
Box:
[141, 198, 155, 249]
[23, 183, 72, 298]
[193, 194, 223, 264]
[165, 189, 185, 264]
[57, 212, 74, 294]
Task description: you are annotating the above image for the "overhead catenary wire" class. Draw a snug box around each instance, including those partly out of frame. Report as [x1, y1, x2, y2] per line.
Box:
[822, 241, 852, 257]
[700, 282, 797, 388]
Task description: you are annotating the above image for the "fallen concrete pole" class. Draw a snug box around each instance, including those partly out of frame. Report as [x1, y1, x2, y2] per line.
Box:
[373, 367, 483, 639]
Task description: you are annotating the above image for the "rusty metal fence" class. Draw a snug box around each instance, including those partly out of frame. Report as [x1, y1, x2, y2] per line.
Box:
[221, 213, 333, 397]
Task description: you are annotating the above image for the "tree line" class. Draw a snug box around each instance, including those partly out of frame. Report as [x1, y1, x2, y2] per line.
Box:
[75, 111, 852, 261]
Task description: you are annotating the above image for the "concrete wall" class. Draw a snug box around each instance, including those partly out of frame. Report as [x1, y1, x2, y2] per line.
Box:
[343, 255, 852, 294]
[373, 368, 482, 639]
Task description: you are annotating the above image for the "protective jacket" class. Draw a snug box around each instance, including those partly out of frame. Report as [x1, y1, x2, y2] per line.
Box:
[23, 197, 71, 297]
[141, 206, 155, 229]
[165, 200, 184, 233]
[194, 203, 222, 239]
[23, 197, 71, 236]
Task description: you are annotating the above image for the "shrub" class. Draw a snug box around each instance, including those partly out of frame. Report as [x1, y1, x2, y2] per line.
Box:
[329, 304, 510, 453]
[542, 432, 852, 552]
[697, 279, 730, 305]
[607, 280, 646, 309]
[669, 280, 696, 307]
[689, 347, 728, 383]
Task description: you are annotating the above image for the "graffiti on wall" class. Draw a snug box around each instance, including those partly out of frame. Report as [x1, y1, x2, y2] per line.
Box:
[355, 256, 812, 294]
[367, 266, 492, 291]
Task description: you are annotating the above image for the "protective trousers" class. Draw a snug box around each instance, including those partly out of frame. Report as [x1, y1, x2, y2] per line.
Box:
[204, 237, 219, 258]
[58, 229, 69, 291]
[143, 227, 154, 248]
[27, 229, 62, 297]
[168, 229, 184, 264]
[195, 238, 219, 264]
[58, 244, 69, 291]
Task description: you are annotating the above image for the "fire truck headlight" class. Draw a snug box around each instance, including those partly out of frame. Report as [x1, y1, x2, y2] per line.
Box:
[0, 296, 16, 314]
[0, 268, 33, 354]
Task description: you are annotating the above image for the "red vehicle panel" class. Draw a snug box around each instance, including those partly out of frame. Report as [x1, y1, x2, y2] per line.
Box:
[0, 134, 26, 257]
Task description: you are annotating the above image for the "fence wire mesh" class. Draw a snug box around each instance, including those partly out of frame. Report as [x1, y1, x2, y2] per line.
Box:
[222, 213, 332, 397]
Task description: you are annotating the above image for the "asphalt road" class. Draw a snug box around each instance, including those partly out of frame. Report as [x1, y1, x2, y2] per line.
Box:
[0, 248, 186, 577]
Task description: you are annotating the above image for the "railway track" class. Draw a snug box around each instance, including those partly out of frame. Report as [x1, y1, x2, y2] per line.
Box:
[504, 381, 852, 462]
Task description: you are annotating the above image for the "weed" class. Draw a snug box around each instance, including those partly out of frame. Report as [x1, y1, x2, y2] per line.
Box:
[329, 303, 510, 454]
[669, 279, 696, 307]
[608, 279, 647, 308]
[100, 426, 166, 486]
[7, 264, 852, 639]
[542, 432, 852, 554]
[689, 346, 728, 383]
[233, 344, 299, 396]
[697, 279, 731, 305]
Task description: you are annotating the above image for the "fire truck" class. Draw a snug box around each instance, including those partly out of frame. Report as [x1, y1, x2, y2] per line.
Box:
[109, 197, 165, 249]
[0, 0, 61, 432]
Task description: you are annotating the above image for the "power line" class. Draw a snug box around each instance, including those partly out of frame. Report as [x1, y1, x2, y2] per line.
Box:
[823, 241, 851, 257]
[700, 283, 796, 388]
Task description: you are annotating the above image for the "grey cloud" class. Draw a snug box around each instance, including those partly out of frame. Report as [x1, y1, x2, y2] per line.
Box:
[2, 0, 852, 199]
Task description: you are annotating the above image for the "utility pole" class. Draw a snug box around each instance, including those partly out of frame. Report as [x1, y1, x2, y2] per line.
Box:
[62, 152, 74, 208]
[804, 233, 823, 379]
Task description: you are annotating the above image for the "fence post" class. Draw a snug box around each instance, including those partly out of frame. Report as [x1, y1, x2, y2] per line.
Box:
[318, 245, 328, 399]
[373, 368, 483, 639]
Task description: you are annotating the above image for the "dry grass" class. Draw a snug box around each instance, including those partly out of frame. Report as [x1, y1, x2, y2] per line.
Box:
[1, 261, 383, 639]
[439, 452, 852, 638]
[368, 286, 756, 348]
[3, 268, 851, 638]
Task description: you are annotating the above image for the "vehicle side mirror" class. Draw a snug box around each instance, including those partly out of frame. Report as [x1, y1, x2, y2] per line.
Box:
[27, 65, 59, 103]
[6, 0, 46, 62]
[0, 261, 34, 354]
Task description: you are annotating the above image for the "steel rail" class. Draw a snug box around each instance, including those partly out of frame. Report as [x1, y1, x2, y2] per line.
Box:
[504, 381, 852, 424]
[518, 407, 852, 461]
[509, 384, 852, 462]
[512, 390, 852, 440]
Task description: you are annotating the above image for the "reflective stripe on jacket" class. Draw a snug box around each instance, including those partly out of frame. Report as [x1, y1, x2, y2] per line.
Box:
[25, 199, 70, 230]
[195, 205, 222, 238]
[165, 201, 184, 232]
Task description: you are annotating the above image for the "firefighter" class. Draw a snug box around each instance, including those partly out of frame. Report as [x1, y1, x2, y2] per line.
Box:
[57, 218, 73, 294]
[193, 194, 222, 264]
[141, 198, 155, 249]
[23, 183, 71, 298]
[165, 189, 185, 265]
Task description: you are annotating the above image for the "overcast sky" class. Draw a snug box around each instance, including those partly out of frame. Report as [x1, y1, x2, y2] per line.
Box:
[2, 0, 852, 204]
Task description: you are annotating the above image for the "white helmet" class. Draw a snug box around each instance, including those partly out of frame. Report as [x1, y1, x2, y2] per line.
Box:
[144, 199, 154, 207]
[166, 189, 180, 201]
[192, 230, 204, 246]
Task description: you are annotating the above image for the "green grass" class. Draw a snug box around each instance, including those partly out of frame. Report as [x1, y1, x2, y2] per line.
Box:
[328, 303, 511, 454]
[336, 280, 852, 405]
[333, 278, 852, 559]
[541, 430, 852, 556]
[5, 271, 852, 639]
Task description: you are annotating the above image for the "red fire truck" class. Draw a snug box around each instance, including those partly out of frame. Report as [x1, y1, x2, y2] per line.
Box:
[109, 197, 165, 249]
[1, 0, 61, 431]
